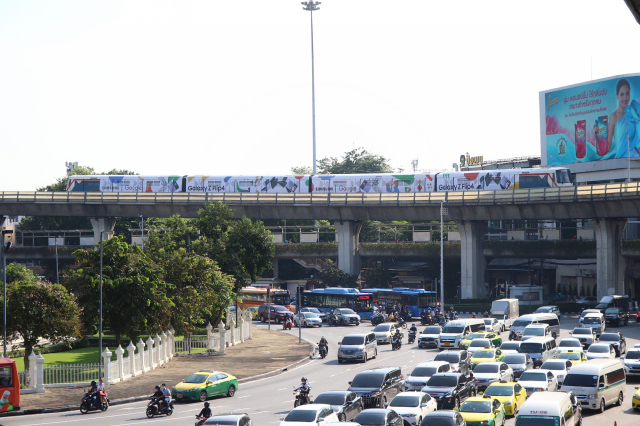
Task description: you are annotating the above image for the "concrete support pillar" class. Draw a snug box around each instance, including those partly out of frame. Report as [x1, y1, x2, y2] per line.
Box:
[458, 221, 487, 299]
[272, 258, 279, 278]
[90, 218, 116, 245]
[335, 220, 362, 275]
[594, 219, 626, 299]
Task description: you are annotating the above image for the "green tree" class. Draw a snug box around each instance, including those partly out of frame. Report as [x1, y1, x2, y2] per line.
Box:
[291, 166, 313, 175]
[6, 281, 80, 369]
[317, 268, 358, 288]
[66, 237, 173, 345]
[361, 259, 392, 288]
[5, 263, 38, 284]
[317, 148, 397, 174]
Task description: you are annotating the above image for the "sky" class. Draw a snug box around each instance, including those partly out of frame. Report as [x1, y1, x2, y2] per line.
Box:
[2, 0, 640, 191]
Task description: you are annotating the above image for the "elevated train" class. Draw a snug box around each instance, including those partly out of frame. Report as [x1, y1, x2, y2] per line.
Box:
[66, 167, 572, 194]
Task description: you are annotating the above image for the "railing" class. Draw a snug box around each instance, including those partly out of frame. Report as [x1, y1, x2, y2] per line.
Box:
[1, 182, 640, 206]
[18, 369, 30, 389]
[42, 363, 100, 385]
[174, 336, 209, 354]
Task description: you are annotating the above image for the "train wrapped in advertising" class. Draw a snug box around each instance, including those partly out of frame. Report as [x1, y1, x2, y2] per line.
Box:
[66, 168, 572, 194]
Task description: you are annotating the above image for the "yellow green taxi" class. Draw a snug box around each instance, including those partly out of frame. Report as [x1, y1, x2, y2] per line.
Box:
[459, 332, 502, 350]
[481, 382, 526, 416]
[470, 348, 504, 369]
[633, 386, 640, 410]
[557, 350, 587, 366]
[458, 395, 506, 426]
[246, 306, 259, 320]
[172, 369, 238, 402]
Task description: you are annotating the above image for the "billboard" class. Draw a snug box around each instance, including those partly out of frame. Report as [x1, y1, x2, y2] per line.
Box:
[540, 73, 640, 165]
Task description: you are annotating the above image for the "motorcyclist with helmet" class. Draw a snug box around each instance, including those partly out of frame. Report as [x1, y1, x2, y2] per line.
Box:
[295, 377, 311, 404]
[152, 385, 164, 411]
[409, 323, 418, 334]
[196, 401, 212, 424]
[319, 336, 329, 353]
[161, 383, 171, 410]
[88, 380, 100, 408]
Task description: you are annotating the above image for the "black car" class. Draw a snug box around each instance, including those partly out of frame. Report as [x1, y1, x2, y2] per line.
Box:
[597, 332, 626, 356]
[354, 408, 404, 426]
[204, 414, 251, 426]
[433, 350, 471, 376]
[348, 367, 405, 408]
[313, 391, 364, 422]
[604, 308, 629, 327]
[419, 373, 477, 410]
[419, 411, 466, 426]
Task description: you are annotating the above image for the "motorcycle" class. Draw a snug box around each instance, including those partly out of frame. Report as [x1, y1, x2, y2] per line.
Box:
[293, 386, 311, 407]
[284, 316, 294, 330]
[328, 315, 338, 327]
[318, 343, 327, 359]
[448, 311, 458, 320]
[509, 330, 522, 341]
[391, 334, 403, 351]
[371, 312, 385, 326]
[402, 311, 413, 322]
[79, 392, 108, 414]
[438, 316, 447, 327]
[397, 317, 407, 329]
[408, 330, 416, 344]
[196, 415, 210, 426]
[146, 397, 174, 418]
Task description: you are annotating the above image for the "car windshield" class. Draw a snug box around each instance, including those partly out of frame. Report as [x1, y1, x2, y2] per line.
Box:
[535, 308, 552, 313]
[473, 350, 494, 358]
[583, 317, 600, 324]
[559, 340, 581, 348]
[515, 417, 559, 426]
[519, 372, 546, 382]
[284, 410, 317, 422]
[563, 374, 597, 387]
[314, 393, 346, 405]
[434, 353, 461, 363]
[306, 308, 321, 314]
[423, 327, 441, 334]
[354, 413, 386, 425]
[441, 325, 464, 333]
[588, 345, 609, 353]
[595, 304, 608, 309]
[558, 353, 581, 361]
[411, 366, 437, 377]
[341, 309, 356, 315]
[426, 376, 458, 387]
[390, 395, 419, 407]
[627, 350, 640, 359]
[572, 328, 591, 335]
[374, 325, 390, 332]
[503, 354, 526, 364]
[483, 319, 493, 325]
[524, 328, 545, 336]
[342, 336, 365, 345]
[184, 374, 209, 383]
[468, 333, 487, 339]
[473, 364, 499, 373]
[484, 386, 514, 396]
[512, 320, 531, 327]
[598, 334, 619, 341]
[273, 306, 288, 312]
[604, 309, 620, 314]
[500, 343, 520, 351]
[460, 400, 491, 413]
[350, 373, 384, 388]
[519, 343, 543, 354]
[469, 340, 491, 347]
[541, 361, 565, 371]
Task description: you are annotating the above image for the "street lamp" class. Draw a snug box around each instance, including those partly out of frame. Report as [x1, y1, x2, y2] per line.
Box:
[302, 1, 320, 174]
[98, 230, 113, 378]
[2, 226, 14, 358]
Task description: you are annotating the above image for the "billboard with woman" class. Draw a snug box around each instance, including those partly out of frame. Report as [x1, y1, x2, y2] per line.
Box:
[540, 73, 640, 165]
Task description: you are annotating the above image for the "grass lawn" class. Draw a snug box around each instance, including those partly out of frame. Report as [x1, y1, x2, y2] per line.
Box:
[12, 347, 121, 371]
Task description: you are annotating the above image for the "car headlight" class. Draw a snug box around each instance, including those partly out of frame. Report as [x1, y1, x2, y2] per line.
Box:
[373, 392, 382, 397]
[633, 395, 640, 401]
[502, 401, 512, 406]
[478, 421, 490, 425]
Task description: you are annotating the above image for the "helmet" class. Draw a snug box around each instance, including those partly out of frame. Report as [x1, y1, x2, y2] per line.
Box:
[155, 385, 161, 390]
[91, 381, 96, 386]
[301, 377, 307, 382]
[204, 402, 210, 408]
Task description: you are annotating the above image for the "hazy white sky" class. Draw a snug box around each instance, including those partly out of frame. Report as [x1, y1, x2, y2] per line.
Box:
[2, 0, 640, 191]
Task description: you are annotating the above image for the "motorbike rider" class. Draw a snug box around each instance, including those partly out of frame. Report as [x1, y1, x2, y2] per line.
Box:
[295, 377, 311, 404]
[152, 385, 164, 410]
[392, 328, 403, 342]
[409, 323, 418, 335]
[483, 311, 490, 318]
[283, 313, 293, 329]
[319, 335, 329, 353]
[197, 401, 212, 419]
[161, 383, 171, 410]
[97, 378, 108, 405]
[471, 313, 477, 319]
[88, 380, 100, 407]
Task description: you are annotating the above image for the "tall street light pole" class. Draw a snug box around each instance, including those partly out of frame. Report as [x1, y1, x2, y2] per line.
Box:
[98, 230, 112, 379]
[302, 1, 320, 175]
[2, 225, 14, 358]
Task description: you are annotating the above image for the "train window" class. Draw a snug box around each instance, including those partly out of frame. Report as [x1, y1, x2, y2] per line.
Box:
[147, 180, 160, 187]
[519, 175, 549, 188]
[556, 170, 571, 184]
[237, 180, 252, 190]
[84, 181, 100, 192]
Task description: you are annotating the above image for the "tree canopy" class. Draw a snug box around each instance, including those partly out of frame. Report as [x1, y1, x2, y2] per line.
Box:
[5, 263, 38, 284]
[317, 148, 397, 174]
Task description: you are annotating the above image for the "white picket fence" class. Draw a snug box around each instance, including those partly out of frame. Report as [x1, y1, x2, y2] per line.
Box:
[43, 363, 100, 385]
[174, 309, 253, 355]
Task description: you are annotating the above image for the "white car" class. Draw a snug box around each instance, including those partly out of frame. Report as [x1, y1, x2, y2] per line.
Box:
[279, 405, 340, 426]
[622, 348, 640, 377]
[467, 338, 495, 355]
[521, 324, 549, 341]
[418, 326, 442, 349]
[294, 312, 323, 328]
[569, 327, 597, 347]
[578, 309, 602, 326]
[540, 359, 573, 385]
[404, 361, 450, 391]
[516, 369, 558, 395]
[472, 362, 514, 390]
[483, 318, 502, 334]
[557, 338, 583, 353]
[373, 323, 397, 344]
[498, 341, 522, 355]
[387, 392, 437, 426]
[586, 343, 615, 360]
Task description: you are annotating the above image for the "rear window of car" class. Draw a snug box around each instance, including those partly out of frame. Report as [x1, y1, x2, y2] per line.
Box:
[374, 325, 390, 332]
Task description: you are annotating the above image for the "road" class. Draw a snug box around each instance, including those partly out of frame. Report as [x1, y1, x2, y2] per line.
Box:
[2, 315, 639, 426]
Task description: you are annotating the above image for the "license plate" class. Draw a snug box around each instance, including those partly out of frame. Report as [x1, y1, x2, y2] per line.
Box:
[177, 393, 183, 398]
[445, 342, 450, 346]
[347, 356, 352, 359]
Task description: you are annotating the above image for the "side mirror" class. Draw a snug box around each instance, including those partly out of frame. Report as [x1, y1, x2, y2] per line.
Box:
[479, 391, 484, 395]
[280, 418, 285, 421]
[384, 402, 389, 408]
[348, 381, 352, 385]
[318, 418, 325, 424]
[338, 341, 342, 345]
[207, 381, 213, 385]
[421, 403, 427, 407]
[599, 383, 605, 388]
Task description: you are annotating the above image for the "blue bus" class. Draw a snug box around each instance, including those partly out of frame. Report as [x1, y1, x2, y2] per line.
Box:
[302, 288, 375, 320]
[362, 288, 437, 317]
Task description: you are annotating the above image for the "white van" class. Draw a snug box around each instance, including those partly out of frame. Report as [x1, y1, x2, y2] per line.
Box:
[515, 391, 582, 426]
[510, 313, 560, 339]
[581, 312, 605, 336]
[518, 336, 559, 367]
[561, 359, 626, 411]
[437, 319, 485, 350]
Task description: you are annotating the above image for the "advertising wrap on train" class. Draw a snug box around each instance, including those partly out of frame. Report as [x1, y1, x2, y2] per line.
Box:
[435, 172, 519, 192]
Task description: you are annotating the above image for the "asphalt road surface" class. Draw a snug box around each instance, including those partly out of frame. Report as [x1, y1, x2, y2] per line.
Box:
[2, 315, 639, 426]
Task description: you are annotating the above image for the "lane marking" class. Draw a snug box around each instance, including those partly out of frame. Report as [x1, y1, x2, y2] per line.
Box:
[238, 395, 251, 399]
